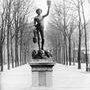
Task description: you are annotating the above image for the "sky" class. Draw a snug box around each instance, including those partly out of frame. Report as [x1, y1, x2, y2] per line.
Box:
[83, 0, 90, 21]
[34, 0, 48, 14]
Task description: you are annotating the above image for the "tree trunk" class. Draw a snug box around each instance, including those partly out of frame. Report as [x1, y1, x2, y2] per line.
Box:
[63, 0, 66, 65]
[15, 31, 19, 67]
[78, 32, 81, 69]
[69, 36, 71, 65]
[63, 45, 66, 64]
[58, 47, 61, 63]
[73, 41, 75, 65]
[7, 25, 10, 70]
[81, 0, 88, 71]
[77, 0, 81, 69]
[20, 29, 23, 66]
[60, 46, 63, 64]
[56, 35, 59, 63]
[63, 35, 66, 65]
[14, 14, 19, 67]
[20, 44, 22, 65]
[24, 51, 27, 64]
[11, 35, 14, 68]
[66, 38, 68, 65]
[0, 44, 3, 71]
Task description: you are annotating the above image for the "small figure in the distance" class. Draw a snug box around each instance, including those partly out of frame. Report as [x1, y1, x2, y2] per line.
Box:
[34, 2, 51, 50]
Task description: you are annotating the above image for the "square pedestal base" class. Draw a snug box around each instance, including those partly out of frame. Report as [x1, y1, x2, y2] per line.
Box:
[30, 59, 55, 88]
[32, 71, 52, 87]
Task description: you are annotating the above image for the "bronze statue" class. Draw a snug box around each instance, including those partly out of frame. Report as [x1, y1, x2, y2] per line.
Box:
[32, 0, 52, 59]
[34, 0, 51, 50]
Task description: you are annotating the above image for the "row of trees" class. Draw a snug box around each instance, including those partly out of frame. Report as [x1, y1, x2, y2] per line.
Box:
[47, 0, 89, 71]
[0, 0, 34, 71]
[0, 0, 89, 72]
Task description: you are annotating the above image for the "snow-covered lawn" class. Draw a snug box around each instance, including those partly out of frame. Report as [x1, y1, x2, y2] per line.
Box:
[53, 64, 90, 90]
[0, 64, 32, 90]
[0, 63, 90, 90]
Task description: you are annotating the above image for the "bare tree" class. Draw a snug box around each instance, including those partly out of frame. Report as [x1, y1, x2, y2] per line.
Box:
[67, 15, 77, 65]
[0, 0, 7, 71]
[77, 0, 82, 69]
[49, 0, 78, 65]
[81, 0, 88, 71]
[0, 0, 34, 70]
[6, 0, 13, 69]
[11, 0, 34, 67]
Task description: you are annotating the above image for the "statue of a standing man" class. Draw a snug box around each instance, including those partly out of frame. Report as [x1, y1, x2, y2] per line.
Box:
[34, 0, 51, 50]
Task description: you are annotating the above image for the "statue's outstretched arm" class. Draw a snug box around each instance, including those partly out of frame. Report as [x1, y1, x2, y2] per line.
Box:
[43, 6, 50, 18]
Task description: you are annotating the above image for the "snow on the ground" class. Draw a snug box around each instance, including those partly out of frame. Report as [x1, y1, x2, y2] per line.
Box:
[0, 63, 90, 90]
[53, 63, 90, 90]
[0, 64, 32, 90]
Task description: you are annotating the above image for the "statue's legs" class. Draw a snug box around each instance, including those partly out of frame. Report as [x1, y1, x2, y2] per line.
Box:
[40, 29, 44, 50]
[37, 30, 40, 50]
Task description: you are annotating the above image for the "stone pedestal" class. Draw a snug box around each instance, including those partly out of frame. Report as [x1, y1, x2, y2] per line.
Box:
[30, 59, 55, 90]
